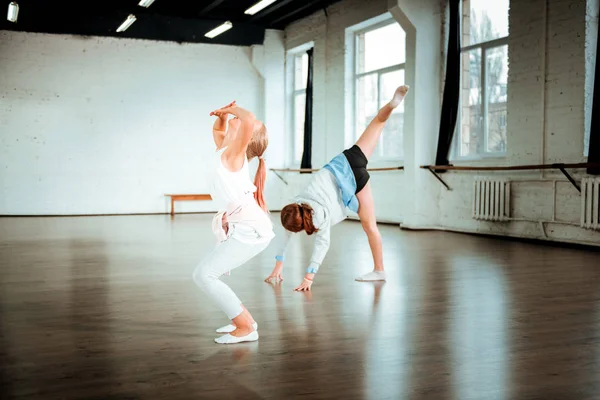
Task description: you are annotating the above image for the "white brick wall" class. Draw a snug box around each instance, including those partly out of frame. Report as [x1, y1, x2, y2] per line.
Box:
[0, 31, 278, 215]
[251, 30, 288, 210]
[545, 0, 587, 162]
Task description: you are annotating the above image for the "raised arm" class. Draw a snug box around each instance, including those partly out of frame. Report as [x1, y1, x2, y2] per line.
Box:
[210, 100, 236, 149]
[210, 103, 256, 170]
[265, 230, 294, 283]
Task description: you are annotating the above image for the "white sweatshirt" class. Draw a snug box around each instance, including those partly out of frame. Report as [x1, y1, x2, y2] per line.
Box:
[275, 169, 347, 272]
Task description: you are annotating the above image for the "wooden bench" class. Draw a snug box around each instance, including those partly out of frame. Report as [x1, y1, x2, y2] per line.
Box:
[165, 194, 212, 216]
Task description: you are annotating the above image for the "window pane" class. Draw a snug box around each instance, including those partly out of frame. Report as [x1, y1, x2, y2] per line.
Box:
[460, 48, 483, 157]
[295, 53, 308, 90]
[486, 45, 508, 153]
[356, 73, 378, 145]
[379, 69, 405, 159]
[465, 0, 509, 46]
[294, 93, 306, 162]
[357, 22, 406, 74]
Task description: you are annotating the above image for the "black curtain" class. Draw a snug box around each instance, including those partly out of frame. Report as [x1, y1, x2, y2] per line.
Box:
[434, 0, 461, 169]
[587, 19, 600, 174]
[300, 48, 314, 171]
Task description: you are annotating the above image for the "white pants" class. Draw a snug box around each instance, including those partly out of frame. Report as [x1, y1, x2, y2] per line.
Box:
[193, 237, 270, 320]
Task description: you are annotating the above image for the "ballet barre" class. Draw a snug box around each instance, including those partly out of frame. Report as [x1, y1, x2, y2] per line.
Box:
[165, 194, 212, 216]
[420, 162, 600, 192]
[270, 166, 404, 185]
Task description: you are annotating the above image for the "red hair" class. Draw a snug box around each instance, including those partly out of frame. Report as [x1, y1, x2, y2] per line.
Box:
[281, 203, 318, 235]
[253, 157, 267, 212]
[247, 122, 268, 212]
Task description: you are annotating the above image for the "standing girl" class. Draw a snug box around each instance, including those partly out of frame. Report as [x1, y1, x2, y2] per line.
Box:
[193, 101, 274, 344]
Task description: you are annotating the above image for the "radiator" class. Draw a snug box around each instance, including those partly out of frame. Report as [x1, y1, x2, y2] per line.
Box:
[473, 179, 510, 221]
[580, 178, 600, 230]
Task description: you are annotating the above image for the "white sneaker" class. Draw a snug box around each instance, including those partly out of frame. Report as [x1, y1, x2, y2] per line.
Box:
[214, 330, 259, 344]
[216, 322, 258, 333]
[355, 270, 386, 282]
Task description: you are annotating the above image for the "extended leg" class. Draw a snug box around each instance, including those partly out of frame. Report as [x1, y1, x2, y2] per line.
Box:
[355, 85, 409, 160]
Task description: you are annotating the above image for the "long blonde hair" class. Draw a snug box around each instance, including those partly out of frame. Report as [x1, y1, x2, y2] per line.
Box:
[246, 122, 268, 212]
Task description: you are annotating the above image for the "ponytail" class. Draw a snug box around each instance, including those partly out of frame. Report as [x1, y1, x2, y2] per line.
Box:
[254, 156, 268, 212]
[245, 121, 268, 213]
[299, 203, 318, 235]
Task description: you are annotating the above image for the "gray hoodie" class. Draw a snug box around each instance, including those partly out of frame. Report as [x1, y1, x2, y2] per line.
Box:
[275, 168, 347, 272]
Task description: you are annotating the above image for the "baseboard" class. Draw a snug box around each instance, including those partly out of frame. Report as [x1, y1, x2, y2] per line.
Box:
[399, 224, 445, 231]
[1, 210, 285, 218]
[401, 224, 600, 250]
[347, 216, 402, 226]
[0, 212, 212, 217]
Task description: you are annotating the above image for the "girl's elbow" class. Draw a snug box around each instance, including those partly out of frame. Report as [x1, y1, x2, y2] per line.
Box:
[241, 117, 256, 132]
[244, 113, 256, 123]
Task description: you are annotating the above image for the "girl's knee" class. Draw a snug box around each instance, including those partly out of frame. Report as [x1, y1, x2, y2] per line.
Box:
[362, 221, 379, 235]
[192, 263, 214, 289]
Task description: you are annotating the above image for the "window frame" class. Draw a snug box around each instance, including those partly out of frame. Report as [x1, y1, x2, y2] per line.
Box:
[292, 53, 308, 165]
[352, 19, 406, 162]
[452, 5, 509, 161]
[285, 42, 313, 167]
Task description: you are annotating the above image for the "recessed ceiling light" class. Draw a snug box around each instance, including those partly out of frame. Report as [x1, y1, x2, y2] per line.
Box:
[138, 0, 156, 8]
[117, 14, 137, 33]
[7, 2, 19, 23]
[204, 21, 233, 39]
[244, 0, 278, 15]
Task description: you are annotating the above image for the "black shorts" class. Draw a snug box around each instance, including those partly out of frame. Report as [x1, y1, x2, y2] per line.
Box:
[342, 145, 370, 194]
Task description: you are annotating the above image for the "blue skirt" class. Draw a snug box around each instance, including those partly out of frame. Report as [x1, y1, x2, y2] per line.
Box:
[324, 153, 360, 213]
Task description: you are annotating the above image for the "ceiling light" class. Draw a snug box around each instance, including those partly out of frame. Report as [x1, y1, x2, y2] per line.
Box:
[7, 2, 19, 23]
[244, 0, 278, 15]
[204, 21, 232, 39]
[116, 14, 137, 33]
[138, 0, 156, 8]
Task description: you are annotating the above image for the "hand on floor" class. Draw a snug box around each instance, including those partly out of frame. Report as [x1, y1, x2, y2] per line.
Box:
[264, 263, 283, 283]
[294, 278, 312, 292]
[264, 272, 283, 283]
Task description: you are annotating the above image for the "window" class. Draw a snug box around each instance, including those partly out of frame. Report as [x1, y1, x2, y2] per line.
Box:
[354, 20, 406, 160]
[291, 52, 308, 164]
[454, 0, 509, 159]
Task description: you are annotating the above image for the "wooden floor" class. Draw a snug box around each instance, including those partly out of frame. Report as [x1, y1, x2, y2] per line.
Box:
[1, 215, 600, 399]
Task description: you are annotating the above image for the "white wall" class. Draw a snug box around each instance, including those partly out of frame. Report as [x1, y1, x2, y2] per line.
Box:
[283, 0, 600, 246]
[252, 30, 288, 211]
[388, 0, 442, 228]
[0, 30, 285, 215]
